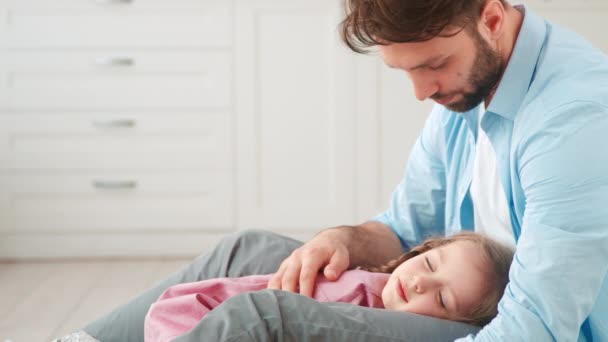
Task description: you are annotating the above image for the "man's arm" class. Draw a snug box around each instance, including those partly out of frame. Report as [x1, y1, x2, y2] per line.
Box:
[459, 101, 608, 341]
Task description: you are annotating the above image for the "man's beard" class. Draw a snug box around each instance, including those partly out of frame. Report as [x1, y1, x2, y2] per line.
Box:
[440, 31, 505, 113]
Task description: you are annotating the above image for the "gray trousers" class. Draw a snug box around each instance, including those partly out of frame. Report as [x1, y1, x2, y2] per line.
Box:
[84, 230, 479, 342]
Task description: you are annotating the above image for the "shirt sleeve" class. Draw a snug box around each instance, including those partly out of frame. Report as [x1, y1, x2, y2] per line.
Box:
[372, 105, 448, 250]
[457, 101, 608, 341]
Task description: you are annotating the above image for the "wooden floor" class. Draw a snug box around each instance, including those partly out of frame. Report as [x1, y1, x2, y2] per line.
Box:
[0, 258, 191, 342]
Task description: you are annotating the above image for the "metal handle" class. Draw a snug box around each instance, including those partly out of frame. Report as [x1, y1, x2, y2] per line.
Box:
[94, 0, 134, 5]
[93, 180, 137, 190]
[92, 119, 136, 129]
[94, 56, 135, 67]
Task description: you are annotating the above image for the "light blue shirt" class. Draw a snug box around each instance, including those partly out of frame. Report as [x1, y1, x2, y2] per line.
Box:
[372, 6, 608, 342]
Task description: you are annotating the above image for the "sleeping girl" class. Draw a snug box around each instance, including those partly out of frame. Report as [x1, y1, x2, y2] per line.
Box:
[144, 232, 514, 342]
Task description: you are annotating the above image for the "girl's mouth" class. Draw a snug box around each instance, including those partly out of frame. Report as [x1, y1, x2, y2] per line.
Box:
[396, 279, 408, 303]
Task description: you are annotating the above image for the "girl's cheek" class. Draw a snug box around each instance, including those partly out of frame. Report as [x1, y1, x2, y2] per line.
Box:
[408, 297, 440, 317]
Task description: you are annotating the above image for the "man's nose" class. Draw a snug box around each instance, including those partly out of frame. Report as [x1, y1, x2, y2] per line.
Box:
[411, 76, 438, 101]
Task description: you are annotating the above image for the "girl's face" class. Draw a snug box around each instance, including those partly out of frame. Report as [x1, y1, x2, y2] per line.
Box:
[381, 241, 491, 320]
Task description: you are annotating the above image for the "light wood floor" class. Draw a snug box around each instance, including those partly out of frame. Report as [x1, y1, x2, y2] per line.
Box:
[0, 258, 191, 342]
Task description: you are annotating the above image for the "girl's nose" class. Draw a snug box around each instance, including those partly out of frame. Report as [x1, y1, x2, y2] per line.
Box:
[410, 276, 423, 294]
[411, 275, 436, 294]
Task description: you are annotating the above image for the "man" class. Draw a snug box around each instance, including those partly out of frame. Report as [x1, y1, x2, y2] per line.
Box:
[272, 0, 608, 340]
[69, 0, 607, 341]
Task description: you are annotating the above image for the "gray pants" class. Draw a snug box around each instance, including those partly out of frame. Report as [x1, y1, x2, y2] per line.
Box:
[84, 230, 479, 342]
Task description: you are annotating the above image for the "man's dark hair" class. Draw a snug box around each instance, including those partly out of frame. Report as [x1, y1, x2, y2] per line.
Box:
[340, 0, 507, 54]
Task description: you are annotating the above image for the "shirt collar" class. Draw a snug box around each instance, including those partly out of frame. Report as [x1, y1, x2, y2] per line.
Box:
[487, 5, 547, 120]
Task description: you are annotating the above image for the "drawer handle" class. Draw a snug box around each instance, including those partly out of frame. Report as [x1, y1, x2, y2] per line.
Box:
[92, 119, 136, 129]
[93, 180, 137, 190]
[94, 0, 134, 5]
[94, 56, 135, 67]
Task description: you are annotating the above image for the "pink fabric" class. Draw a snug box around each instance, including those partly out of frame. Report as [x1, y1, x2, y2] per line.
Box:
[144, 270, 389, 342]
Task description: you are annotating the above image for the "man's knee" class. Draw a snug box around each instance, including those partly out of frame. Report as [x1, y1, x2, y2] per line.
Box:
[172, 290, 287, 342]
[215, 289, 290, 326]
[205, 229, 301, 277]
[222, 229, 301, 258]
[221, 288, 278, 309]
[212, 229, 282, 258]
[194, 229, 272, 260]
[232, 229, 282, 245]
[221, 289, 315, 319]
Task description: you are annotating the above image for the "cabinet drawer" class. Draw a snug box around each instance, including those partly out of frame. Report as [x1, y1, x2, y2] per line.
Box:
[0, 50, 231, 109]
[0, 171, 233, 232]
[0, 0, 232, 48]
[0, 113, 232, 170]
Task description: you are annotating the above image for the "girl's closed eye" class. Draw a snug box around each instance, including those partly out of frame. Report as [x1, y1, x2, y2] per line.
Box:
[438, 292, 446, 309]
[425, 257, 447, 309]
[425, 256, 433, 271]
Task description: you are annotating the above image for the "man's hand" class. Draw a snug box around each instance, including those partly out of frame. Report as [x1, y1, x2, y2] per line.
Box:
[268, 222, 402, 298]
[267, 228, 350, 298]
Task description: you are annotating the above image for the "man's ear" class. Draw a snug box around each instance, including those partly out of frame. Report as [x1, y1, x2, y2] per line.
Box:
[478, 0, 506, 42]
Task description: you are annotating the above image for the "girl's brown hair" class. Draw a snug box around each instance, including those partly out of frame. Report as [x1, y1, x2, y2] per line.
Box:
[360, 232, 514, 326]
[339, 0, 508, 54]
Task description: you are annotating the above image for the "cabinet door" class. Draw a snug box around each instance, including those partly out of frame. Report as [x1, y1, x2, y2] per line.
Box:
[235, 0, 356, 231]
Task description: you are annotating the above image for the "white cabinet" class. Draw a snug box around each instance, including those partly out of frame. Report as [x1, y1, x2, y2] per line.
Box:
[0, 0, 236, 258]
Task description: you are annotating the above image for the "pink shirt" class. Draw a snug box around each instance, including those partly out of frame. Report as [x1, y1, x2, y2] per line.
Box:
[145, 270, 390, 342]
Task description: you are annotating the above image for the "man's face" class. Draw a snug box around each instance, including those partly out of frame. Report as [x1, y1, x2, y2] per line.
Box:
[379, 28, 505, 113]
